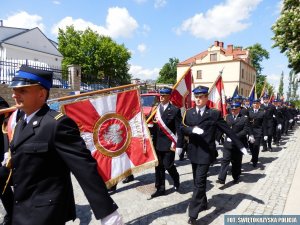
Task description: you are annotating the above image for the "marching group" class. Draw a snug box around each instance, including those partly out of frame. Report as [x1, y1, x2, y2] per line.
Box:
[0, 65, 299, 225]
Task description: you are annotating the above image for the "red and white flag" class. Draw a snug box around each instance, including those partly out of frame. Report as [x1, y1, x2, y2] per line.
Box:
[62, 89, 157, 188]
[171, 68, 192, 112]
[207, 75, 227, 116]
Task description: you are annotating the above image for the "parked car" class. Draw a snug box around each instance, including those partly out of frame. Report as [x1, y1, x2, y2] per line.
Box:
[140, 92, 160, 118]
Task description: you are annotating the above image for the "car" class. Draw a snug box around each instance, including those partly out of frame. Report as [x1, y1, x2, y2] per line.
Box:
[140, 92, 160, 118]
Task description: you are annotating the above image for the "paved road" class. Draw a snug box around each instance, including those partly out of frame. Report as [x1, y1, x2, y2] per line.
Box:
[1, 126, 299, 225]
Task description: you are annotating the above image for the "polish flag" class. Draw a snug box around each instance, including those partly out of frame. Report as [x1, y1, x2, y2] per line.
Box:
[171, 68, 192, 112]
[207, 75, 227, 116]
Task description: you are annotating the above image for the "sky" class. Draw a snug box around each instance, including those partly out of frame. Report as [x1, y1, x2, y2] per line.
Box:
[0, 0, 294, 94]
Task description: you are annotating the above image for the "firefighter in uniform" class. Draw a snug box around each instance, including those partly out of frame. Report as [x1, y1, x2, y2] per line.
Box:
[6, 65, 123, 225]
[181, 85, 247, 225]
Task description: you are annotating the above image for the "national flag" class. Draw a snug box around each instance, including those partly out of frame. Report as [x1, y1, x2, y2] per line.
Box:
[62, 89, 157, 188]
[248, 82, 256, 105]
[232, 85, 238, 98]
[171, 67, 192, 112]
[207, 75, 227, 116]
[260, 80, 267, 104]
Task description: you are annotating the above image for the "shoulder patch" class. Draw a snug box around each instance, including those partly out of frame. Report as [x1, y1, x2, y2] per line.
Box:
[54, 113, 64, 121]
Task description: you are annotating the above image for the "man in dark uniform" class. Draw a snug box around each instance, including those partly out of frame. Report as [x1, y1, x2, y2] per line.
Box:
[181, 85, 247, 225]
[248, 99, 267, 167]
[260, 94, 276, 152]
[272, 99, 284, 146]
[217, 102, 249, 184]
[150, 87, 184, 199]
[7, 65, 123, 225]
[0, 97, 13, 225]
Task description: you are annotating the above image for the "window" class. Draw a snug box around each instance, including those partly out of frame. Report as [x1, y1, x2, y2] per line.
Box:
[241, 69, 244, 79]
[241, 88, 244, 95]
[196, 70, 202, 79]
[210, 53, 217, 62]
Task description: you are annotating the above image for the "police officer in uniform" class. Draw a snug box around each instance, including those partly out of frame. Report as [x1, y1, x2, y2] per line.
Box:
[0, 97, 13, 225]
[150, 87, 183, 199]
[248, 99, 267, 167]
[217, 102, 249, 184]
[181, 85, 247, 225]
[7, 65, 123, 225]
[260, 94, 276, 152]
[272, 99, 284, 146]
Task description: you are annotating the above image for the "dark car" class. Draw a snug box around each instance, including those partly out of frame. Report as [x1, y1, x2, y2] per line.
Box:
[141, 92, 160, 118]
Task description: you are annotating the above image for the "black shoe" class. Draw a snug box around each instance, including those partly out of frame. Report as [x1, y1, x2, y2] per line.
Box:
[268, 147, 273, 152]
[233, 177, 240, 184]
[122, 175, 134, 184]
[252, 162, 257, 168]
[188, 217, 197, 225]
[108, 184, 117, 194]
[216, 179, 225, 184]
[149, 190, 165, 199]
[1, 215, 12, 225]
[262, 149, 267, 152]
[174, 181, 180, 192]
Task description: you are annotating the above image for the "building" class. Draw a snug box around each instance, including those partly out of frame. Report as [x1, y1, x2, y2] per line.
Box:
[177, 41, 256, 97]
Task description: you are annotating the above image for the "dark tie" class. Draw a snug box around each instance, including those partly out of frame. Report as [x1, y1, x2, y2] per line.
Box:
[20, 118, 27, 130]
[159, 105, 164, 115]
[198, 109, 202, 118]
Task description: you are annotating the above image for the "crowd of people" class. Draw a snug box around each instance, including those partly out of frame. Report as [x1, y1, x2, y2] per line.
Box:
[0, 65, 299, 225]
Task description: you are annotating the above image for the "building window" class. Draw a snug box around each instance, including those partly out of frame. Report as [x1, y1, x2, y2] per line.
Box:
[241, 68, 244, 79]
[196, 70, 202, 79]
[241, 88, 244, 95]
[210, 53, 217, 62]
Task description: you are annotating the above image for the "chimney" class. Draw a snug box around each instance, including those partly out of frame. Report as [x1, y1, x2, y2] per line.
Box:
[219, 42, 224, 48]
[227, 44, 233, 53]
[214, 41, 219, 47]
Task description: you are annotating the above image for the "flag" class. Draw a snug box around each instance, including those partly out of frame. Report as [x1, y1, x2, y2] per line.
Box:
[232, 85, 238, 97]
[207, 75, 227, 116]
[260, 80, 267, 104]
[248, 82, 256, 105]
[171, 67, 192, 112]
[62, 89, 157, 188]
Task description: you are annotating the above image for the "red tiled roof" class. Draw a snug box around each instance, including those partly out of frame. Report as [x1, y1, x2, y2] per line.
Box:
[178, 50, 208, 66]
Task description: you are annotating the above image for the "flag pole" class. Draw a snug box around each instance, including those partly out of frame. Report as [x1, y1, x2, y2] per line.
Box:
[260, 79, 267, 98]
[208, 69, 223, 95]
[0, 83, 143, 115]
[146, 64, 194, 124]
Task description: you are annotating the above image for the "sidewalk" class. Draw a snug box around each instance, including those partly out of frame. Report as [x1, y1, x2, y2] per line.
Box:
[1, 127, 299, 224]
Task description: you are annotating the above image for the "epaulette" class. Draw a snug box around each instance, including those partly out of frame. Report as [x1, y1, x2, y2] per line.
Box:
[54, 113, 64, 121]
[48, 110, 64, 121]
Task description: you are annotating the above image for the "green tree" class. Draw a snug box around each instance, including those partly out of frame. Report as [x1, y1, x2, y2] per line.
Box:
[286, 70, 299, 101]
[272, 0, 300, 73]
[246, 43, 271, 95]
[278, 71, 284, 97]
[156, 57, 179, 84]
[58, 26, 132, 86]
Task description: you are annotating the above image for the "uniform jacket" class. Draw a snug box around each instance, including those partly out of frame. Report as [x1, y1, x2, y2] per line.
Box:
[260, 103, 276, 135]
[248, 108, 267, 138]
[152, 103, 184, 151]
[182, 107, 245, 164]
[10, 104, 118, 225]
[223, 113, 249, 149]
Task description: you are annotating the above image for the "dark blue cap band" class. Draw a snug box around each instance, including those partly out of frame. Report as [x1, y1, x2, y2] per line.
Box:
[18, 71, 52, 89]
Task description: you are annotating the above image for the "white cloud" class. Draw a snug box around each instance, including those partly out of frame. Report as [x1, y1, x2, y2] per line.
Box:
[154, 0, 167, 8]
[137, 43, 147, 54]
[3, 11, 45, 31]
[52, 1, 61, 5]
[176, 0, 262, 40]
[129, 65, 160, 80]
[51, 7, 138, 38]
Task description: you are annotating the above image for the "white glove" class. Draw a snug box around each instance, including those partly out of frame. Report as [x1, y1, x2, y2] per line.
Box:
[248, 135, 255, 144]
[192, 127, 204, 135]
[176, 148, 183, 156]
[226, 137, 232, 142]
[263, 136, 268, 141]
[1, 152, 9, 166]
[240, 147, 249, 155]
[215, 140, 220, 145]
[289, 119, 293, 123]
[101, 210, 124, 225]
[277, 124, 282, 130]
[273, 115, 276, 118]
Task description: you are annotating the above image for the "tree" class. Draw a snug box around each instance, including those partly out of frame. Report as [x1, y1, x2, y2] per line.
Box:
[58, 26, 132, 86]
[287, 70, 299, 101]
[278, 71, 284, 97]
[272, 0, 300, 73]
[156, 57, 179, 84]
[246, 44, 271, 96]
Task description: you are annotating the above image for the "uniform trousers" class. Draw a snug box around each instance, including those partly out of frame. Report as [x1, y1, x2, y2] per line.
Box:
[218, 147, 243, 182]
[249, 137, 261, 165]
[262, 135, 272, 150]
[0, 166, 13, 218]
[188, 163, 210, 219]
[155, 151, 179, 191]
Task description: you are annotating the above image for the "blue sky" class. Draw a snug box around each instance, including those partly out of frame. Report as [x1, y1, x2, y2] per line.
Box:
[1, 0, 293, 93]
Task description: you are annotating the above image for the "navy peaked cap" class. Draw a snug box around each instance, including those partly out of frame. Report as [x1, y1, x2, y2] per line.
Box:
[252, 99, 261, 103]
[192, 85, 209, 95]
[10, 65, 53, 90]
[231, 102, 241, 109]
[159, 87, 172, 95]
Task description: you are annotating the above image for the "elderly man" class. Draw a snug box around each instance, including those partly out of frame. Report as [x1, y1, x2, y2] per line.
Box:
[7, 65, 123, 225]
[181, 85, 247, 225]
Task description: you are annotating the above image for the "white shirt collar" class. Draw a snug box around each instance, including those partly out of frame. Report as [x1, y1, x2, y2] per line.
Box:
[24, 109, 40, 124]
[196, 105, 206, 114]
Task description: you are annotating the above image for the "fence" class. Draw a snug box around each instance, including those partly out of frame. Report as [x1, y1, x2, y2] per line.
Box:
[0, 59, 70, 89]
